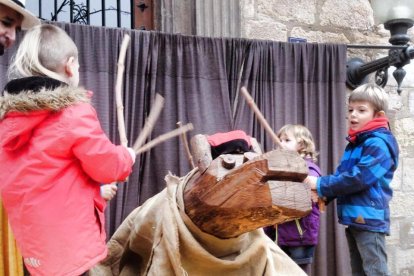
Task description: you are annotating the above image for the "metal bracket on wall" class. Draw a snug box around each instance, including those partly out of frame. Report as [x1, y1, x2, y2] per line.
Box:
[346, 44, 414, 94]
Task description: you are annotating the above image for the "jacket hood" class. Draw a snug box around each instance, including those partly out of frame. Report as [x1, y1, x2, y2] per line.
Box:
[0, 76, 90, 151]
[0, 76, 90, 119]
[358, 128, 399, 168]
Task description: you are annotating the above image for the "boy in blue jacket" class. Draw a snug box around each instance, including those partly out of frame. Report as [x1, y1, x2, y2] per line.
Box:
[305, 83, 399, 276]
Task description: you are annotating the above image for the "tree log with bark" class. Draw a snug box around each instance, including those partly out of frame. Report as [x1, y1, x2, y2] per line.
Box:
[90, 132, 311, 275]
[185, 134, 311, 238]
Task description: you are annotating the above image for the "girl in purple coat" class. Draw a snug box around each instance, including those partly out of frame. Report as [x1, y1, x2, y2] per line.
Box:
[264, 124, 321, 275]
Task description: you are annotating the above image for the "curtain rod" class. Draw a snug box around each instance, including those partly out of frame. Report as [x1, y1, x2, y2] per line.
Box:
[346, 44, 408, 49]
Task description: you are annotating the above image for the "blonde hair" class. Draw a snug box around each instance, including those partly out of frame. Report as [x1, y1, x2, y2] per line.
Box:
[349, 83, 389, 114]
[277, 124, 318, 161]
[8, 24, 78, 82]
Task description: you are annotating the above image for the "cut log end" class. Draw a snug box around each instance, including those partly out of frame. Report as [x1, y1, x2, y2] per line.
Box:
[184, 149, 312, 238]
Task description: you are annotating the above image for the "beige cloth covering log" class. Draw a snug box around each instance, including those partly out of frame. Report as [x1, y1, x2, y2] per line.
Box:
[90, 169, 306, 276]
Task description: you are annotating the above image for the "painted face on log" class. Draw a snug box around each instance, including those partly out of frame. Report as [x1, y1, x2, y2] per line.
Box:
[184, 134, 312, 239]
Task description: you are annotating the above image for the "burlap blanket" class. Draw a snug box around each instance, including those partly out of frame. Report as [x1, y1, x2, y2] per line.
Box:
[90, 169, 305, 276]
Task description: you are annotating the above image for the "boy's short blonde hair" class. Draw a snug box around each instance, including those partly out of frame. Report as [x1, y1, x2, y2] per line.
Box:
[277, 124, 318, 161]
[8, 24, 78, 80]
[349, 83, 389, 113]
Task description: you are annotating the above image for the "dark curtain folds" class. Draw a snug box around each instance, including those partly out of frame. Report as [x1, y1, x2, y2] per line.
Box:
[0, 22, 350, 275]
[232, 40, 350, 276]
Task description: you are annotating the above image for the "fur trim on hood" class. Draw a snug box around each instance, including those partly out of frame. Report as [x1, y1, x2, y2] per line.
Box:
[0, 76, 90, 119]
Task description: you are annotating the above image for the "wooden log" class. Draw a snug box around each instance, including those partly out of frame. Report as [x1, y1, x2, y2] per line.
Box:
[184, 148, 311, 238]
[241, 86, 326, 212]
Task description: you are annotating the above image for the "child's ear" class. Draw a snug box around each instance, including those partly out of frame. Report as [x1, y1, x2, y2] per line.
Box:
[375, 110, 386, 118]
[64, 56, 76, 77]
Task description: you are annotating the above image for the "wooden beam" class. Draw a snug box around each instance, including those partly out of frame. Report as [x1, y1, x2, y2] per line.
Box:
[133, 0, 154, 30]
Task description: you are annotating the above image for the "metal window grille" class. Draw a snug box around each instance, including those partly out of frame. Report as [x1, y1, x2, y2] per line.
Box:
[26, 0, 135, 28]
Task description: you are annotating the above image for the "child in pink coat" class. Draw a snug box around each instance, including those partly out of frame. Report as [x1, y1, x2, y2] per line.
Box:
[0, 24, 135, 275]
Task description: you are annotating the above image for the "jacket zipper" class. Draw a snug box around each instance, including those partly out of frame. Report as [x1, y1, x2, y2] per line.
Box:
[295, 219, 304, 239]
[275, 220, 304, 243]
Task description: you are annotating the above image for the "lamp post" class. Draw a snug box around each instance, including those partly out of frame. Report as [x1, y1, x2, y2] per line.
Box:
[346, 0, 414, 94]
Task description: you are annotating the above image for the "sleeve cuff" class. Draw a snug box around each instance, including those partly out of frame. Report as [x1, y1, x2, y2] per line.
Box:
[316, 178, 323, 197]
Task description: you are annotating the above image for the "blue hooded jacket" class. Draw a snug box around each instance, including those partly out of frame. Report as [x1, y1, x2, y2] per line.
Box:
[317, 127, 399, 234]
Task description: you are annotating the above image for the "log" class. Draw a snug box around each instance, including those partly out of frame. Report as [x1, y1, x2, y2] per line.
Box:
[241, 86, 326, 212]
[184, 149, 311, 238]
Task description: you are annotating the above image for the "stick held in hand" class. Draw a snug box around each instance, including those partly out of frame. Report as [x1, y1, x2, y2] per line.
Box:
[132, 93, 165, 151]
[135, 123, 194, 155]
[115, 34, 131, 147]
[177, 121, 195, 168]
[240, 86, 283, 148]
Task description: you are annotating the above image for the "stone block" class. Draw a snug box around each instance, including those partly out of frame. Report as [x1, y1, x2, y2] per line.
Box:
[256, 0, 316, 25]
[410, 91, 414, 116]
[290, 27, 349, 44]
[393, 118, 414, 156]
[388, 89, 404, 112]
[390, 191, 414, 218]
[243, 20, 287, 41]
[389, 162, 401, 191]
[387, 219, 400, 245]
[400, 219, 414, 250]
[392, 247, 414, 275]
[402, 158, 414, 192]
[320, 0, 373, 30]
[242, 0, 256, 19]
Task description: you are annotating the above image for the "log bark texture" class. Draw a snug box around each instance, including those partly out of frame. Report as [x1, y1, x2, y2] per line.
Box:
[184, 149, 311, 238]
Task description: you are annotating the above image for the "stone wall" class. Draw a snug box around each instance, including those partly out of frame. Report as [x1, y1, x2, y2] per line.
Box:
[240, 0, 414, 274]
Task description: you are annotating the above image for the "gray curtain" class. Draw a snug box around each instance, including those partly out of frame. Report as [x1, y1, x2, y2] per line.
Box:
[232, 40, 349, 276]
[0, 22, 350, 275]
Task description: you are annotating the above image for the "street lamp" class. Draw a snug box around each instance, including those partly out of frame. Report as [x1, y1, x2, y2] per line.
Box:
[346, 0, 414, 94]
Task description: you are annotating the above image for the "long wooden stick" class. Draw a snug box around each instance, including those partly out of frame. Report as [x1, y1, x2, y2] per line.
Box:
[177, 121, 195, 168]
[132, 93, 165, 152]
[115, 34, 131, 147]
[241, 86, 325, 212]
[240, 87, 283, 148]
[135, 123, 194, 155]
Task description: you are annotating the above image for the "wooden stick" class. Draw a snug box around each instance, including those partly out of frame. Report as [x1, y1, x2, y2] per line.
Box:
[132, 93, 165, 152]
[240, 86, 283, 148]
[135, 123, 194, 155]
[115, 34, 131, 147]
[241, 87, 326, 211]
[177, 121, 195, 168]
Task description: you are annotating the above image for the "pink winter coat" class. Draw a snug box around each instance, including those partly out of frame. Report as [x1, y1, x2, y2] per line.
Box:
[0, 77, 134, 276]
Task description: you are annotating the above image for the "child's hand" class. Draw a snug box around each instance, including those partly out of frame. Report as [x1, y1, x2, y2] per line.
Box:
[304, 175, 318, 190]
[311, 190, 319, 203]
[100, 184, 118, 201]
